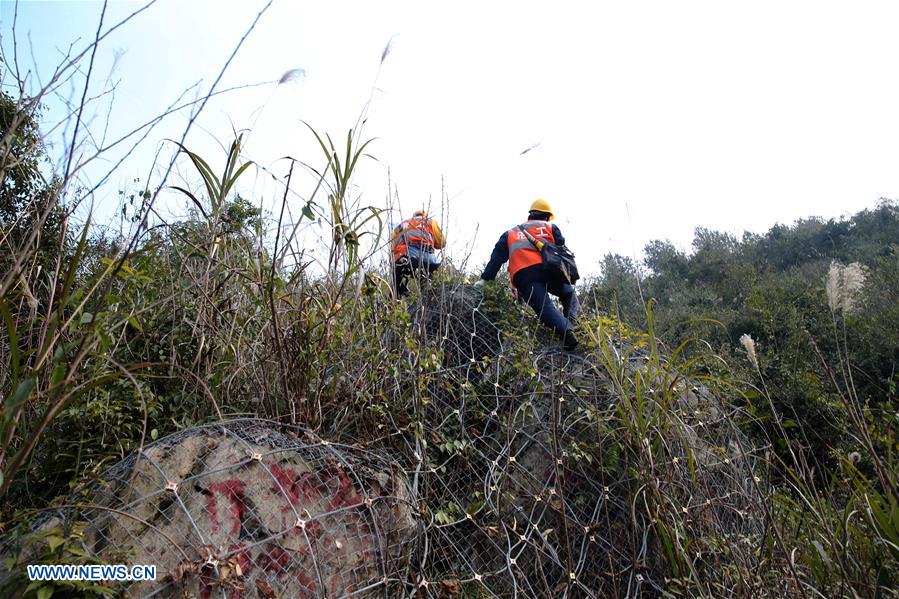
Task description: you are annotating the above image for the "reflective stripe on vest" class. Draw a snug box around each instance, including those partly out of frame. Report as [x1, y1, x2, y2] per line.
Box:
[393, 217, 436, 260]
[507, 221, 555, 281]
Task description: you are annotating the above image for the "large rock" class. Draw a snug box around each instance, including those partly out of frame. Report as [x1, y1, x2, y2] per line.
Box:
[412, 284, 505, 370]
[18, 420, 418, 598]
[414, 333, 762, 596]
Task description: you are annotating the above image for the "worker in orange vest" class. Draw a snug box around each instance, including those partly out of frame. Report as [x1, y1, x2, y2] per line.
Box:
[390, 209, 446, 296]
[479, 199, 579, 350]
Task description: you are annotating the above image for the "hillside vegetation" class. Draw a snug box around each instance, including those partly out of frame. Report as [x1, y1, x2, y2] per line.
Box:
[590, 203, 899, 474]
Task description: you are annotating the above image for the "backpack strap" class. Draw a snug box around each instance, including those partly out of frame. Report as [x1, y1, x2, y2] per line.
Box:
[516, 225, 546, 251]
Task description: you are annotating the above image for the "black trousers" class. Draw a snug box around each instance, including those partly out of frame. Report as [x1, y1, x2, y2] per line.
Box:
[514, 266, 580, 338]
[393, 255, 440, 297]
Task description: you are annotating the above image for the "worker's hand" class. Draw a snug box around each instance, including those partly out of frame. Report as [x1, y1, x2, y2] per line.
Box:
[473, 279, 486, 288]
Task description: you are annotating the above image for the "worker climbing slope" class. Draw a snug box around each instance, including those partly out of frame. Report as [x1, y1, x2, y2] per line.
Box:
[391, 209, 446, 297]
[479, 199, 580, 350]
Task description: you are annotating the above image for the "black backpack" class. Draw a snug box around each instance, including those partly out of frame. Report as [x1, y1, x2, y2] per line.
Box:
[516, 225, 580, 286]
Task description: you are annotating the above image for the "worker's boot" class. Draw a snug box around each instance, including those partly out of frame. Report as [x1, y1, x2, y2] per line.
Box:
[563, 329, 579, 351]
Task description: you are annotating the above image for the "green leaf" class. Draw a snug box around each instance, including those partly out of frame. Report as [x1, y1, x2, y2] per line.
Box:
[655, 519, 681, 577]
[46, 535, 65, 552]
[60, 217, 91, 307]
[128, 316, 143, 333]
[169, 140, 220, 210]
[169, 185, 208, 219]
[5, 378, 35, 408]
[37, 585, 54, 599]
[50, 364, 65, 390]
[80, 312, 94, 325]
[220, 160, 253, 202]
[0, 297, 20, 383]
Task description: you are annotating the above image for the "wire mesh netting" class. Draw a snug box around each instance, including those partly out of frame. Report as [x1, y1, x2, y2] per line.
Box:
[395, 283, 765, 597]
[4, 283, 766, 597]
[19, 421, 419, 597]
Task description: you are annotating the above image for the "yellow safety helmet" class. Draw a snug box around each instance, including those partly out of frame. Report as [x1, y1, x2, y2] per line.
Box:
[529, 198, 554, 220]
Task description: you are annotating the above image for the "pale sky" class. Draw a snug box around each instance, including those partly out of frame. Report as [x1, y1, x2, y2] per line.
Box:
[3, 0, 899, 275]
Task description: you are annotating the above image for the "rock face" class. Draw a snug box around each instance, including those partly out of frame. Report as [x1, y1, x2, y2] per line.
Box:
[395, 287, 764, 596]
[413, 284, 505, 370]
[41, 420, 418, 598]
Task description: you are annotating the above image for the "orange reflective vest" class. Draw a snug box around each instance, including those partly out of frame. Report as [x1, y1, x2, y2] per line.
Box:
[507, 221, 554, 281]
[392, 216, 440, 261]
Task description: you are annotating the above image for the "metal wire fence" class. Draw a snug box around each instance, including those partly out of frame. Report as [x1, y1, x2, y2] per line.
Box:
[7, 282, 765, 597]
[23, 421, 418, 598]
[398, 284, 764, 597]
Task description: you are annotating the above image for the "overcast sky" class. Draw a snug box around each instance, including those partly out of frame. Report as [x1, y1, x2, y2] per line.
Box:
[4, 0, 899, 275]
